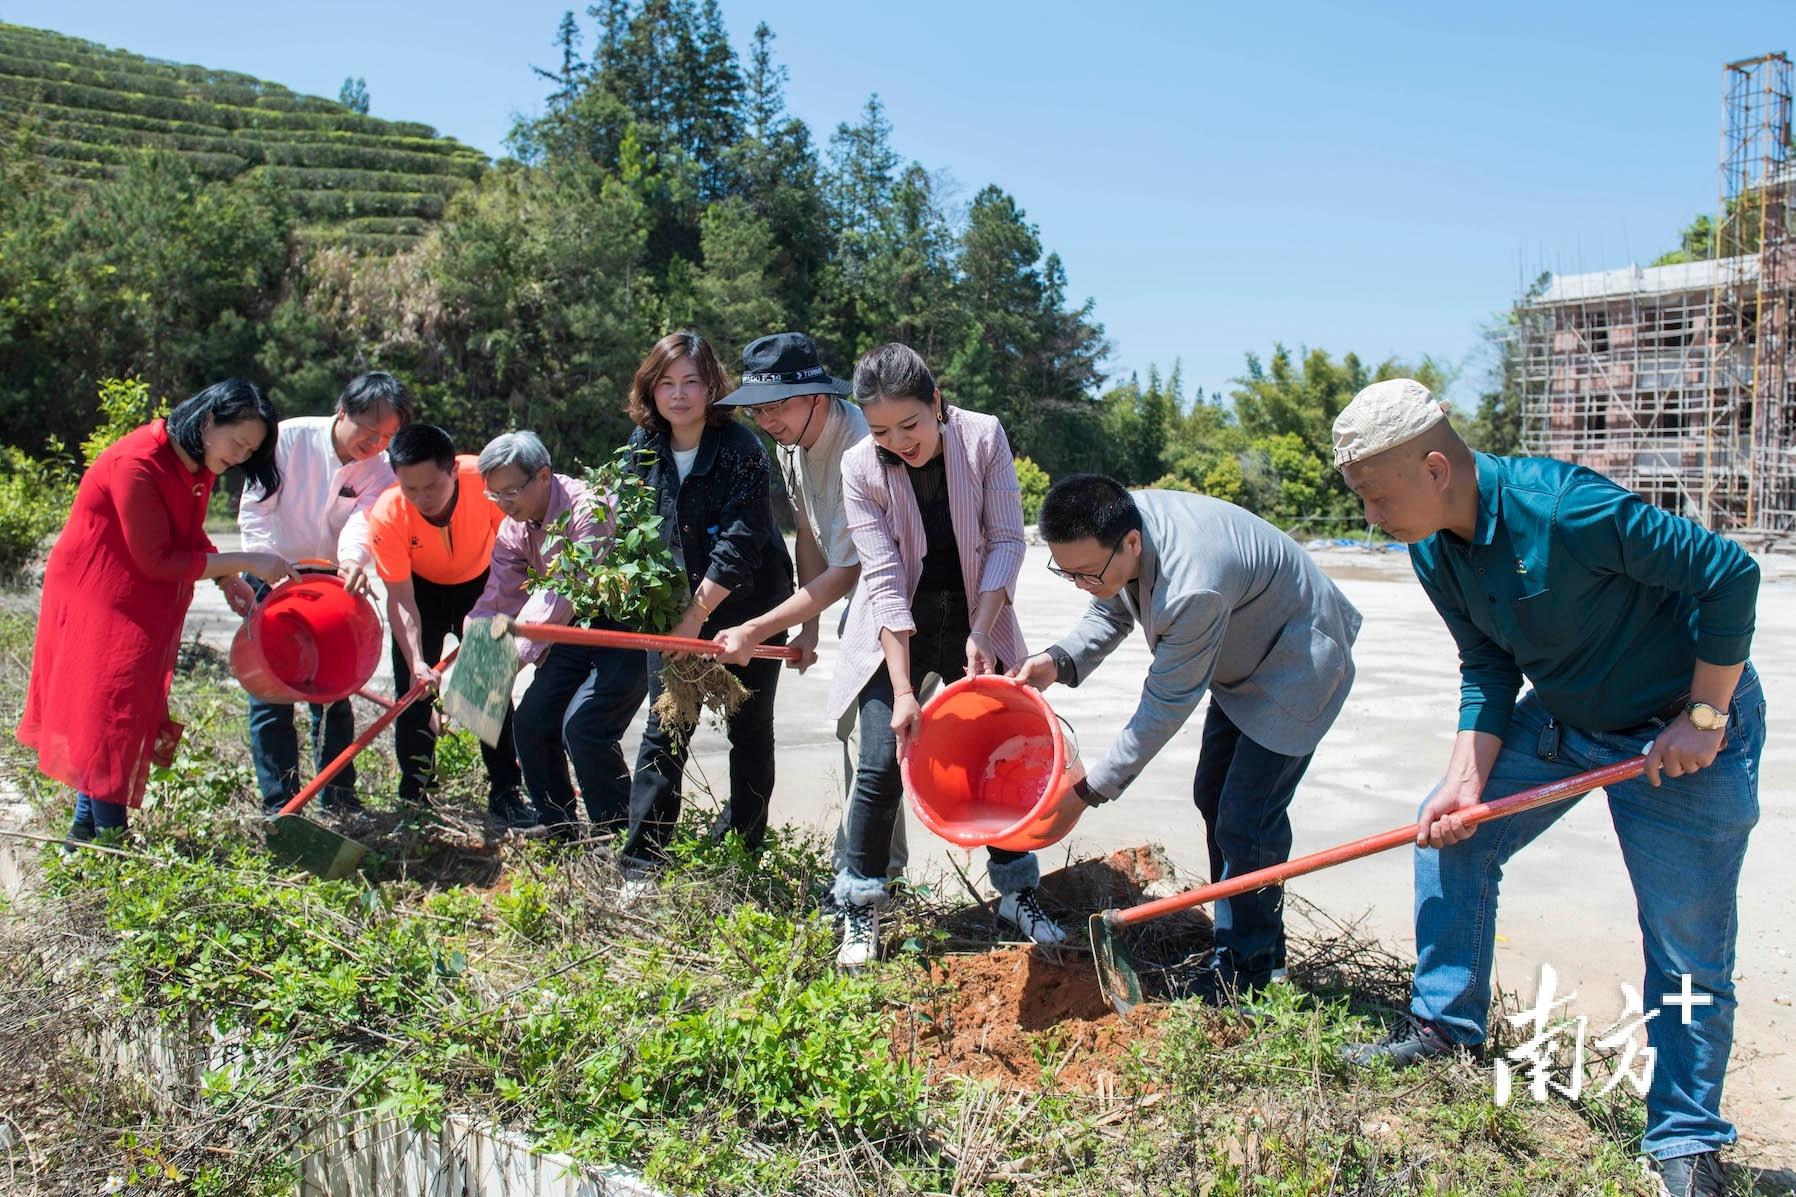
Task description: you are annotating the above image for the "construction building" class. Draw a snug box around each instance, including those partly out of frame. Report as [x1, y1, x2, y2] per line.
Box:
[1517, 52, 1795, 538]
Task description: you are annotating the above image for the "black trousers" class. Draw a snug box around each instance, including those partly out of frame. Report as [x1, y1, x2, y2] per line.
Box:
[515, 640, 647, 831]
[620, 651, 781, 865]
[391, 572, 522, 804]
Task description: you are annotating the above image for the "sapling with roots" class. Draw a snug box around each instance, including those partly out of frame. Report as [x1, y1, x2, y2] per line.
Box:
[531, 445, 747, 731]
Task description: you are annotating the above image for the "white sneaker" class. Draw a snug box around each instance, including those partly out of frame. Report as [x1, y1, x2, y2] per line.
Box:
[998, 887, 1067, 945]
[618, 868, 657, 907]
[837, 903, 880, 968]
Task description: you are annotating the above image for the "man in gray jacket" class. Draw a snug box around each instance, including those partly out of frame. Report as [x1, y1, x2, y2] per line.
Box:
[1014, 474, 1361, 1000]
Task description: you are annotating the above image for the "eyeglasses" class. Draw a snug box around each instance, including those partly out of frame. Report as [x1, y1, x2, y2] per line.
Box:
[1046, 543, 1119, 586]
[746, 395, 801, 420]
[483, 478, 536, 502]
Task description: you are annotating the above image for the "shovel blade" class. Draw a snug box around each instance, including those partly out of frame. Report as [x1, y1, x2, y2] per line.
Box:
[268, 814, 372, 881]
[1089, 911, 1144, 1018]
[440, 619, 520, 748]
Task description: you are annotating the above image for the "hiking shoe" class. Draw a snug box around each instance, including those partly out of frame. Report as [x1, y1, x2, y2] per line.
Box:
[1339, 1014, 1463, 1068]
[1652, 1151, 1725, 1197]
[486, 792, 546, 838]
[998, 887, 1068, 945]
[837, 902, 880, 968]
[60, 821, 96, 857]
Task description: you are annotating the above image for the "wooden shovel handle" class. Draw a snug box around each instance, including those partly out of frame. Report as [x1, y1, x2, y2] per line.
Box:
[1104, 755, 1648, 930]
[277, 647, 459, 817]
[510, 621, 801, 661]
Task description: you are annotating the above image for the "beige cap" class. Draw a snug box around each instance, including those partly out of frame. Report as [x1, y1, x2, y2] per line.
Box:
[1332, 378, 1447, 467]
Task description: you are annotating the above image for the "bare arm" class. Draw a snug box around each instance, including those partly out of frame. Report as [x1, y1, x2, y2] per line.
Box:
[383, 577, 433, 688]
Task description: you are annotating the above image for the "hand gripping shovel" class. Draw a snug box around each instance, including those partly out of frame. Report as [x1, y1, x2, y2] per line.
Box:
[1089, 754, 1650, 1017]
[266, 647, 460, 880]
[442, 618, 802, 747]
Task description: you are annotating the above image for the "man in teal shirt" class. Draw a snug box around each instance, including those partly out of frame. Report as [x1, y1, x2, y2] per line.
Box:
[1333, 379, 1763, 1197]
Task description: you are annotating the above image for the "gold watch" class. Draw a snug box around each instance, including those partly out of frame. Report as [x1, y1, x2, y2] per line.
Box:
[1684, 701, 1729, 732]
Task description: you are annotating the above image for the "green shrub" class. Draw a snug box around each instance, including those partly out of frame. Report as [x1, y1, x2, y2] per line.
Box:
[0, 443, 72, 580]
[1014, 454, 1050, 523]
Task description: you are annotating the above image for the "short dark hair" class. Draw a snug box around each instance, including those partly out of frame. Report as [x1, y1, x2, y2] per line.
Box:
[166, 378, 282, 498]
[337, 371, 416, 425]
[388, 423, 456, 471]
[1038, 474, 1141, 548]
[626, 331, 735, 435]
[852, 342, 940, 412]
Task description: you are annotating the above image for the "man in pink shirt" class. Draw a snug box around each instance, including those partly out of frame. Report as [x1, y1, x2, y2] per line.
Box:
[470, 432, 647, 841]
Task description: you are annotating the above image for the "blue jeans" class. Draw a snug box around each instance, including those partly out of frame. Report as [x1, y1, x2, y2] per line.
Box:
[515, 641, 646, 831]
[1411, 666, 1765, 1160]
[244, 575, 357, 808]
[70, 791, 129, 836]
[1190, 702, 1312, 977]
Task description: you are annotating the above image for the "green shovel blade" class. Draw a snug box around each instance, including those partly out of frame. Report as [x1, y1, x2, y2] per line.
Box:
[1089, 911, 1145, 1018]
[268, 814, 375, 882]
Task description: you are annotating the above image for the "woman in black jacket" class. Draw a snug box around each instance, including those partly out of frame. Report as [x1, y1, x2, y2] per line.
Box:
[618, 331, 795, 878]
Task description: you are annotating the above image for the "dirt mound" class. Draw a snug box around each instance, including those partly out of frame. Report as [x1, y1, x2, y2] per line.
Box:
[896, 844, 1227, 1092]
[903, 946, 1166, 1092]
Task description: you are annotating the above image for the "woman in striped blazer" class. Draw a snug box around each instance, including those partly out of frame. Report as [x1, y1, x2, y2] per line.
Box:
[825, 343, 1067, 967]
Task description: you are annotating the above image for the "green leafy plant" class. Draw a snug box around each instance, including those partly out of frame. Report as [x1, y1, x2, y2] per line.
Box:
[532, 445, 747, 729]
[1014, 454, 1050, 523]
[532, 445, 687, 634]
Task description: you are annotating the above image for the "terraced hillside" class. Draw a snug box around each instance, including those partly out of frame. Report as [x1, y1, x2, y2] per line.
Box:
[0, 22, 488, 251]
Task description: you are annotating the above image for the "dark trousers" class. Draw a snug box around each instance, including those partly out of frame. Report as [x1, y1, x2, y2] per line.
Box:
[392, 572, 522, 804]
[1189, 701, 1312, 976]
[621, 652, 781, 865]
[515, 641, 647, 831]
[842, 589, 1028, 883]
[244, 575, 357, 807]
[70, 791, 129, 836]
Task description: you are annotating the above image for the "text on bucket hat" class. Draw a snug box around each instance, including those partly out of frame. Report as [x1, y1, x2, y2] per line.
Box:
[717, 332, 852, 407]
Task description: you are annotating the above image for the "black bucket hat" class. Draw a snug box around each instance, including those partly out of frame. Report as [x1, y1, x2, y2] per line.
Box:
[717, 332, 852, 407]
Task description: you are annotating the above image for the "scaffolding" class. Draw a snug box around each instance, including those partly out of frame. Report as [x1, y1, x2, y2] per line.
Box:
[1518, 52, 1796, 537]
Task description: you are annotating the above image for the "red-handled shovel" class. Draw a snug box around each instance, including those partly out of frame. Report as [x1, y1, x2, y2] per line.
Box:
[1090, 755, 1650, 1016]
[266, 647, 460, 880]
[440, 617, 800, 746]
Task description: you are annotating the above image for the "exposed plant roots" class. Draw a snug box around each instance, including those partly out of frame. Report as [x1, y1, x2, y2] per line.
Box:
[652, 652, 748, 732]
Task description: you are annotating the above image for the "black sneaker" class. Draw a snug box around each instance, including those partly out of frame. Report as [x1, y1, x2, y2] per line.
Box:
[261, 796, 288, 821]
[486, 792, 547, 838]
[320, 790, 365, 817]
[1178, 949, 1273, 1008]
[1339, 1013, 1464, 1068]
[1652, 1151, 1725, 1197]
[60, 821, 96, 857]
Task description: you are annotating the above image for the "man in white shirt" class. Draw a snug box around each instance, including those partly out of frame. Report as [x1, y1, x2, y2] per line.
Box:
[238, 372, 412, 815]
[712, 332, 906, 878]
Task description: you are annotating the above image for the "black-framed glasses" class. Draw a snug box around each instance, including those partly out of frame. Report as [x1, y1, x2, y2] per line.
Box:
[1046, 543, 1118, 586]
[483, 473, 541, 503]
[746, 395, 802, 420]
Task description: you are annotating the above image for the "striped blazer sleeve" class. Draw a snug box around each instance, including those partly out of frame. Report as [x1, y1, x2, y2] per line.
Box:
[975, 420, 1027, 599]
[843, 450, 917, 636]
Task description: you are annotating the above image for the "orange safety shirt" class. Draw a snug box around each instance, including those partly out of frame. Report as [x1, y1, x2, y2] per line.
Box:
[367, 456, 503, 586]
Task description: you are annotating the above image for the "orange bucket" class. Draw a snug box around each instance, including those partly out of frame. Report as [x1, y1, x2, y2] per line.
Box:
[901, 674, 1088, 853]
[230, 574, 383, 705]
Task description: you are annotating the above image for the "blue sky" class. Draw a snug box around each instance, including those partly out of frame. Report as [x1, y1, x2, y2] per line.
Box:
[6, 1, 1790, 404]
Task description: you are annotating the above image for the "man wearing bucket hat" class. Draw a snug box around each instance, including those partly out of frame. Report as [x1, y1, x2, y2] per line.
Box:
[1015, 474, 1362, 1004]
[237, 371, 413, 817]
[469, 430, 646, 842]
[1330, 380, 1762, 1197]
[711, 331, 908, 882]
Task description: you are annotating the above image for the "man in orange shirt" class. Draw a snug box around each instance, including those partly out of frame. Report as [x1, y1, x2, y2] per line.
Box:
[368, 424, 536, 831]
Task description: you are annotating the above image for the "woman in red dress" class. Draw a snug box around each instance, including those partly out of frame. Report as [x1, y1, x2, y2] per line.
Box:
[18, 379, 296, 844]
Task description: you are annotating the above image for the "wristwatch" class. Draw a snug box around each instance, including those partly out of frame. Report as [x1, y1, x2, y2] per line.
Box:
[1684, 701, 1729, 732]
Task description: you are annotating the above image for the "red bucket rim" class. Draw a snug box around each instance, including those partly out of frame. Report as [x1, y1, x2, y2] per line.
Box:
[900, 673, 1071, 848]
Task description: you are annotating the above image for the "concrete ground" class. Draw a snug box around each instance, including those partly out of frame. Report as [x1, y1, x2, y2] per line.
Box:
[189, 538, 1795, 1167]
